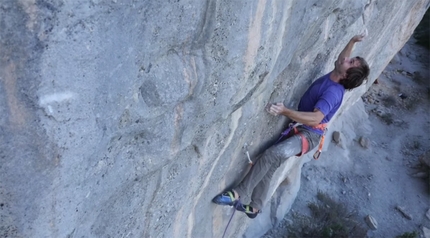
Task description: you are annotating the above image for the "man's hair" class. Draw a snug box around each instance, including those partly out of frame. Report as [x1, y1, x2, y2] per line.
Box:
[340, 57, 370, 90]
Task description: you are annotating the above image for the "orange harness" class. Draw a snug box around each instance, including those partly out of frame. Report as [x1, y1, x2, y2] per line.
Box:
[278, 123, 327, 159]
[311, 123, 327, 160]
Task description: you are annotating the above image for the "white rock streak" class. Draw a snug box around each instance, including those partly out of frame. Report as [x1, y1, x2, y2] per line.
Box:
[187, 108, 242, 238]
[39, 91, 76, 105]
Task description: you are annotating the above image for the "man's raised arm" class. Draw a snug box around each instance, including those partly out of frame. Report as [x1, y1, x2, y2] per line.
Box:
[336, 30, 367, 63]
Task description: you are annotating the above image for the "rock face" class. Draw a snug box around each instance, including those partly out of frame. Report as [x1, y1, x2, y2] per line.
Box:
[365, 215, 378, 230]
[1, 0, 429, 237]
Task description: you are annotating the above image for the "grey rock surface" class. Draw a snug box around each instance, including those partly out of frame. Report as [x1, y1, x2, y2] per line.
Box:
[425, 227, 430, 238]
[365, 215, 378, 230]
[332, 131, 341, 144]
[359, 136, 369, 148]
[1, 0, 429, 237]
[396, 205, 413, 220]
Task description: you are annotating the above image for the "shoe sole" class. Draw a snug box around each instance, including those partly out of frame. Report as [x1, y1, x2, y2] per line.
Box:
[235, 204, 258, 219]
[245, 213, 257, 219]
[212, 197, 235, 206]
[212, 191, 237, 206]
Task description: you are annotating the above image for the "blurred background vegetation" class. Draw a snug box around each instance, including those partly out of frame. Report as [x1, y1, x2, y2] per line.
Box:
[414, 8, 430, 50]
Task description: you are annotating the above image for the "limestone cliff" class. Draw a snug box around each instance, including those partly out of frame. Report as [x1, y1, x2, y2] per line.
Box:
[1, 0, 429, 237]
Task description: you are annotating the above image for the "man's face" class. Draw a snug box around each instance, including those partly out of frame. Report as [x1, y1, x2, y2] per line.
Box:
[336, 56, 361, 77]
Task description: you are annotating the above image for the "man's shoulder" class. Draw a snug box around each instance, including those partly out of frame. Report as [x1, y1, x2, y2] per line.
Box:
[316, 72, 331, 81]
[310, 73, 330, 87]
[326, 83, 345, 95]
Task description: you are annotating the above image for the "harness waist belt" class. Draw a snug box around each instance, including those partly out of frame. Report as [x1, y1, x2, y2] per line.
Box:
[277, 122, 327, 159]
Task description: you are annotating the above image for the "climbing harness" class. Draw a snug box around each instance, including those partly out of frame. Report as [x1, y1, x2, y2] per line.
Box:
[219, 122, 328, 237]
[276, 122, 327, 159]
[313, 125, 327, 160]
[274, 122, 303, 144]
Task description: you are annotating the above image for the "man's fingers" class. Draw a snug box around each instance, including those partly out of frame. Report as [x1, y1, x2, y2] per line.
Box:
[270, 105, 277, 114]
[266, 102, 285, 116]
[358, 28, 368, 40]
[269, 104, 279, 115]
[265, 103, 272, 112]
[362, 28, 368, 37]
[268, 109, 277, 116]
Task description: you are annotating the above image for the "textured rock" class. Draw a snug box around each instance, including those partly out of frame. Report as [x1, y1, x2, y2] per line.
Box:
[420, 150, 430, 167]
[396, 206, 413, 220]
[412, 172, 428, 178]
[424, 227, 430, 238]
[359, 136, 369, 148]
[365, 215, 378, 230]
[332, 130, 345, 149]
[1, 0, 429, 237]
[333, 131, 341, 144]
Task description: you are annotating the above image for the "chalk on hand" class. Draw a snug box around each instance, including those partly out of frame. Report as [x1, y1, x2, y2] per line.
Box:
[361, 28, 368, 37]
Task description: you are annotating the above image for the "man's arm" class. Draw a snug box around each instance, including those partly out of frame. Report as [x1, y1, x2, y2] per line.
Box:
[336, 30, 367, 63]
[268, 103, 324, 126]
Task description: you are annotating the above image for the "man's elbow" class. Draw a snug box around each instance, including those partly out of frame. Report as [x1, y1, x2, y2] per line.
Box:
[308, 120, 321, 127]
[310, 111, 324, 126]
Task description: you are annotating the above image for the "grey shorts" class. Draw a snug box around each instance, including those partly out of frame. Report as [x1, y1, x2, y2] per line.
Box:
[295, 126, 322, 152]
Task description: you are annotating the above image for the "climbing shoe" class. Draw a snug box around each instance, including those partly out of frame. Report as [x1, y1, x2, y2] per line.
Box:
[235, 204, 259, 219]
[212, 190, 238, 206]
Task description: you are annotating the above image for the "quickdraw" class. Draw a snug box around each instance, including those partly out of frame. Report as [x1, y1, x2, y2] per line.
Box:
[312, 125, 327, 160]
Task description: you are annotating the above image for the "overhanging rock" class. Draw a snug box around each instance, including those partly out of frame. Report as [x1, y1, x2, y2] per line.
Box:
[0, 0, 429, 237]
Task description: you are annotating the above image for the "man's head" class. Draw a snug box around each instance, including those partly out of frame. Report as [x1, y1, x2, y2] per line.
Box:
[337, 56, 370, 90]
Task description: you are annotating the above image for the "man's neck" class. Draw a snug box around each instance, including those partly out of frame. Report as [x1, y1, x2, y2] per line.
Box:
[329, 70, 343, 83]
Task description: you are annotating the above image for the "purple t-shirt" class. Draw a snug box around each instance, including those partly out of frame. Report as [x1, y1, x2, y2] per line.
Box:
[297, 72, 345, 135]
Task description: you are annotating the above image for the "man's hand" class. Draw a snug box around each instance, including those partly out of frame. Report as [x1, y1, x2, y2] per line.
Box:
[335, 29, 368, 72]
[266, 102, 325, 126]
[266, 102, 287, 116]
[351, 34, 365, 43]
[351, 28, 368, 42]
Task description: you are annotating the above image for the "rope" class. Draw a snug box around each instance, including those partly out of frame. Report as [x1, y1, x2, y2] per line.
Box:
[222, 200, 242, 238]
[275, 122, 299, 144]
[221, 144, 255, 237]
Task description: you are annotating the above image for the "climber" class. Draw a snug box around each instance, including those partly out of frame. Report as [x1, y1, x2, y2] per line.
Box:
[212, 32, 370, 219]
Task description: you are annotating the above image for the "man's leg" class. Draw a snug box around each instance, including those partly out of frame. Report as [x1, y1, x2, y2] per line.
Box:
[249, 128, 322, 210]
[234, 135, 302, 209]
[212, 127, 321, 214]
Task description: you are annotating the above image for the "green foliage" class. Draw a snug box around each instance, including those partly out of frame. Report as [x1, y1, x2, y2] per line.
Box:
[412, 71, 424, 83]
[396, 231, 418, 238]
[382, 95, 397, 108]
[380, 112, 393, 125]
[412, 140, 421, 150]
[414, 8, 430, 50]
[287, 191, 368, 238]
[427, 87, 430, 100]
[404, 97, 420, 112]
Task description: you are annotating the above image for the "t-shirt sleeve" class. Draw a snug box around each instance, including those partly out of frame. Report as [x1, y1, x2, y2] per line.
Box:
[314, 86, 343, 116]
